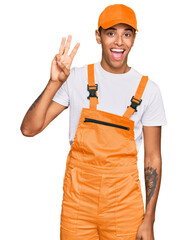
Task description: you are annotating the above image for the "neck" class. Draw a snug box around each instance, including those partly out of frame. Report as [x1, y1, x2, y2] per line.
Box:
[100, 59, 131, 74]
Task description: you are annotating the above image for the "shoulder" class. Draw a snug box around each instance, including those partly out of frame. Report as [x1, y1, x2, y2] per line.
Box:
[132, 68, 161, 98]
[67, 63, 89, 82]
[65, 64, 87, 88]
[131, 68, 165, 114]
[70, 63, 88, 76]
[65, 63, 94, 96]
[67, 62, 99, 86]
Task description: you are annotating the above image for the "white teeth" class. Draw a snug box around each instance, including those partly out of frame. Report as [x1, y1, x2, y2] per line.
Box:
[111, 49, 124, 52]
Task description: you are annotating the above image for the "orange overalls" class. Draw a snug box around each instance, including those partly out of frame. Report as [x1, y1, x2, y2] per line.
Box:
[60, 64, 148, 240]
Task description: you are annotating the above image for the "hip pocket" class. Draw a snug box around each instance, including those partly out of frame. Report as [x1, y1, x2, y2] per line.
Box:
[114, 174, 145, 237]
[61, 167, 81, 233]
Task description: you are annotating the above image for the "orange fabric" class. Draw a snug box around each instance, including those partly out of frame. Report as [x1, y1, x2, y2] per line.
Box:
[98, 4, 138, 32]
[123, 76, 148, 119]
[87, 64, 99, 110]
[60, 64, 149, 239]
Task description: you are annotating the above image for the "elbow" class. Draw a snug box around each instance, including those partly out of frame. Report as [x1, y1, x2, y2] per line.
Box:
[20, 125, 39, 137]
[20, 128, 35, 137]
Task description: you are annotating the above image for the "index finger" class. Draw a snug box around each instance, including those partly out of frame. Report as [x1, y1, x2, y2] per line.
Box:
[69, 42, 80, 60]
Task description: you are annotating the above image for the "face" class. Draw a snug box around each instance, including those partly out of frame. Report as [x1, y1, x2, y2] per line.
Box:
[95, 23, 136, 73]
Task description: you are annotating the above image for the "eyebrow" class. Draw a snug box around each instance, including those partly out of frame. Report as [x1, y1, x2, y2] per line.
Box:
[105, 27, 133, 32]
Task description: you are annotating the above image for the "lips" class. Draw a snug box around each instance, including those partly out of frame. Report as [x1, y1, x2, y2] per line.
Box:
[110, 49, 125, 60]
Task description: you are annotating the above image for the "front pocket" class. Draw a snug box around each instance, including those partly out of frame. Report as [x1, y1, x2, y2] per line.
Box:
[80, 117, 135, 165]
[84, 118, 130, 131]
[61, 168, 81, 233]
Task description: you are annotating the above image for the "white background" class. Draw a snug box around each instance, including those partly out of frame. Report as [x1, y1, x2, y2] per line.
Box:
[0, 0, 186, 239]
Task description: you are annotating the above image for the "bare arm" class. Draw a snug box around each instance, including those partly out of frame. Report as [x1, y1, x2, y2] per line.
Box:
[143, 126, 162, 223]
[136, 126, 162, 239]
[20, 35, 80, 136]
[20, 81, 67, 137]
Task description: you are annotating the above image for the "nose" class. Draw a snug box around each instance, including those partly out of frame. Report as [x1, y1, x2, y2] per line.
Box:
[115, 35, 123, 46]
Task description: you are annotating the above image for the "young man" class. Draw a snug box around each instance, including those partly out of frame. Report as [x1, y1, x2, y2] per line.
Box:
[20, 4, 167, 240]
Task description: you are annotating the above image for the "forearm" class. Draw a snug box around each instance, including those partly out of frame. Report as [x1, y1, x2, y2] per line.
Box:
[144, 154, 162, 223]
[20, 79, 62, 136]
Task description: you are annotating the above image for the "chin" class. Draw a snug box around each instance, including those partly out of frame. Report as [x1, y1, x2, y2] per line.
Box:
[110, 60, 126, 68]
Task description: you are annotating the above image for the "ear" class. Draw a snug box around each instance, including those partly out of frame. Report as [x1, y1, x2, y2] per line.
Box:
[95, 29, 102, 44]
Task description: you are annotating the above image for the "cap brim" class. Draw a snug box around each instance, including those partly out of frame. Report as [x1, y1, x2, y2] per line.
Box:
[99, 19, 138, 32]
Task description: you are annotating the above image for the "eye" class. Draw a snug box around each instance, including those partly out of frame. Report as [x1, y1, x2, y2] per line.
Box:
[107, 32, 114, 36]
[124, 33, 131, 37]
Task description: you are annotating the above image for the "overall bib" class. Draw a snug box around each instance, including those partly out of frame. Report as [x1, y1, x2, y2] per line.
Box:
[60, 64, 149, 240]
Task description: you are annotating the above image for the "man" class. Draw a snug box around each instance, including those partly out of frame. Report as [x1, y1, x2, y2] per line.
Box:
[20, 4, 167, 240]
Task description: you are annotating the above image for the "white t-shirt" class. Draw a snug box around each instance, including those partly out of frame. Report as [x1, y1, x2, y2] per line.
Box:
[52, 61, 167, 152]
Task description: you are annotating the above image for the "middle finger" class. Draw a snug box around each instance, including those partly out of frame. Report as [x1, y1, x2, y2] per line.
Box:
[59, 37, 66, 55]
[64, 35, 72, 55]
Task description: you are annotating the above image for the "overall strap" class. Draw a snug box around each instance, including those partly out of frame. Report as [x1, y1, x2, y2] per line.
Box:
[87, 64, 99, 110]
[123, 75, 149, 119]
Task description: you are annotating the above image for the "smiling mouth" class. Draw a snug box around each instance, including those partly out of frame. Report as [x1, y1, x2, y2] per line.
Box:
[110, 49, 125, 60]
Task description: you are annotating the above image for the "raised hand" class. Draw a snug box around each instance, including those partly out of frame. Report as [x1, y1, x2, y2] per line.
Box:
[50, 35, 80, 84]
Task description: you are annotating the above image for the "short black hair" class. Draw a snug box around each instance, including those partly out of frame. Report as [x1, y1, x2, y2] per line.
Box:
[98, 26, 102, 36]
[98, 26, 136, 36]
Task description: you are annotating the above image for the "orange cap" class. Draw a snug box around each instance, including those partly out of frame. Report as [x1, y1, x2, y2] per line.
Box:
[98, 4, 138, 32]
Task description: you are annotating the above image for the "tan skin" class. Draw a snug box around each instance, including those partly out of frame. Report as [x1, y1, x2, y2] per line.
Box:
[95, 23, 161, 240]
[95, 23, 136, 74]
[21, 25, 161, 240]
[51, 35, 80, 83]
[20, 35, 80, 136]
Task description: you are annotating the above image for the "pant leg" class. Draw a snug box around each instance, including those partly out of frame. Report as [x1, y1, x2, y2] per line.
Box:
[97, 175, 144, 240]
[60, 223, 99, 240]
[60, 167, 101, 240]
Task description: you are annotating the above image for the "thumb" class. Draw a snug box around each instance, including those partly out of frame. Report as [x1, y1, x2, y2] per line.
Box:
[52, 54, 59, 66]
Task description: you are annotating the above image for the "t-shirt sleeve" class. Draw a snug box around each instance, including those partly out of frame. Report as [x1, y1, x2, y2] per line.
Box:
[141, 82, 167, 126]
[52, 67, 75, 107]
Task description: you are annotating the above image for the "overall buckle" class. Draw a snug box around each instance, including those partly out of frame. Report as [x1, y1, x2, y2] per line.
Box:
[87, 84, 98, 99]
[127, 96, 142, 112]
